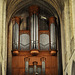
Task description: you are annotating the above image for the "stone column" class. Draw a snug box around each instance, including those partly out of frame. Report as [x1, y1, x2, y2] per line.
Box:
[7, 21, 13, 75]
[64, 0, 71, 65]
[0, 0, 7, 75]
[0, 0, 3, 74]
[72, 0, 75, 49]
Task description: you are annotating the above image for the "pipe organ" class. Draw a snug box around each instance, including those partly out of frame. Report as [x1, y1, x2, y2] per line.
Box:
[12, 5, 58, 75]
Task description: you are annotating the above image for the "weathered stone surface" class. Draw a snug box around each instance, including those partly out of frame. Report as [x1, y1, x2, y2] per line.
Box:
[0, 0, 75, 75]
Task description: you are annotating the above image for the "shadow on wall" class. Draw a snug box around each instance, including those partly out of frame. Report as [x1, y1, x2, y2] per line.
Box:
[66, 73, 68, 75]
[71, 60, 75, 75]
[0, 62, 2, 75]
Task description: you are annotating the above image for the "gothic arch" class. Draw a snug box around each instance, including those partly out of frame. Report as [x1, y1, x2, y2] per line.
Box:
[6, 0, 64, 24]
[6, 0, 63, 75]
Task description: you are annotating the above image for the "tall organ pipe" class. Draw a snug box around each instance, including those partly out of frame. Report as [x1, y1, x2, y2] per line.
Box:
[33, 14, 36, 49]
[50, 23, 56, 49]
[35, 15, 38, 49]
[31, 14, 38, 49]
[31, 15, 34, 49]
[29, 5, 39, 50]
[12, 17, 20, 50]
[49, 17, 57, 50]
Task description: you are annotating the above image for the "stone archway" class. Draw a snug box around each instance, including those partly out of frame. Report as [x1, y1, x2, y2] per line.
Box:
[6, 0, 64, 75]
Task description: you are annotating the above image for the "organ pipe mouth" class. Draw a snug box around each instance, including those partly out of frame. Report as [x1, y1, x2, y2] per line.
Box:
[30, 49, 39, 56]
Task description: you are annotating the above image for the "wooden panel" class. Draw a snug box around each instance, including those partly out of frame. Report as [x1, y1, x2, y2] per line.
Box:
[12, 51, 58, 75]
[29, 56, 42, 65]
[20, 30, 30, 35]
[39, 30, 49, 34]
[12, 69, 19, 75]
[12, 56, 19, 68]
[19, 69, 25, 75]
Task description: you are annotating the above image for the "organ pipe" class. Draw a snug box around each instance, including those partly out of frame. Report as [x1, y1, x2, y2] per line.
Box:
[41, 57, 46, 75]
[25, 57, 30, 75]
[25, 61, 29, 75]
[35, 15, 38, 49]
[50, 23, 56, 50]
[29, 5, 39, 50]
[31, 15, 34, 49]
[33, 61, 38, 74]
[12, 17, 20, 50]
[33, 14, 36, 49]
[49, 17, 57, 55]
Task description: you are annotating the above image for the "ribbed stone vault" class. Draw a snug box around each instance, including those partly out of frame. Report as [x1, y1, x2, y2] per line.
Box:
[6, 0, 64, 24]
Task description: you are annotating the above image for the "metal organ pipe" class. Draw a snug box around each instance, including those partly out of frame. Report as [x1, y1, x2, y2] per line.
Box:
[35, 15, 38, 49]
[29, 5, 39, 56]
[15, 23, 19, 49]
[41, 57, 46, 75]
[50, 23, 56, 50]
[12, 17, 20, 50]
[31, 15, 33, 49]
[25, 57, 30, 75]
[30, 14, 39, 50]
[33, 14, 36, 49]
[49, 17, 57, 55]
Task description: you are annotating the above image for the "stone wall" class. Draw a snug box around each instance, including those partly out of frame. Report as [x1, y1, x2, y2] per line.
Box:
[62, 0, 75, 75]
[0, 0, 7, 75]
[0, 0, 75, 75]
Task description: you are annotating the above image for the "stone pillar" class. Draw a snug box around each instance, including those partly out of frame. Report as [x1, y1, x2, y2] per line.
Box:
[64, 0, 71, 64]
[59, 11, 65, 75]
[72, 0, 75, 49]
[0, 0, 7, 75]
[0, 0, 3, 74]
[7, 21, 13, 75]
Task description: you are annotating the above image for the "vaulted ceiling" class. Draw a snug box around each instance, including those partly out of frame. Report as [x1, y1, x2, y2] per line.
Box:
[6, 0, 64, 23]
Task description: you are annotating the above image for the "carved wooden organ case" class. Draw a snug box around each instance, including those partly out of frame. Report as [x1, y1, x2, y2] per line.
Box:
[12, 5, 58, 75]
